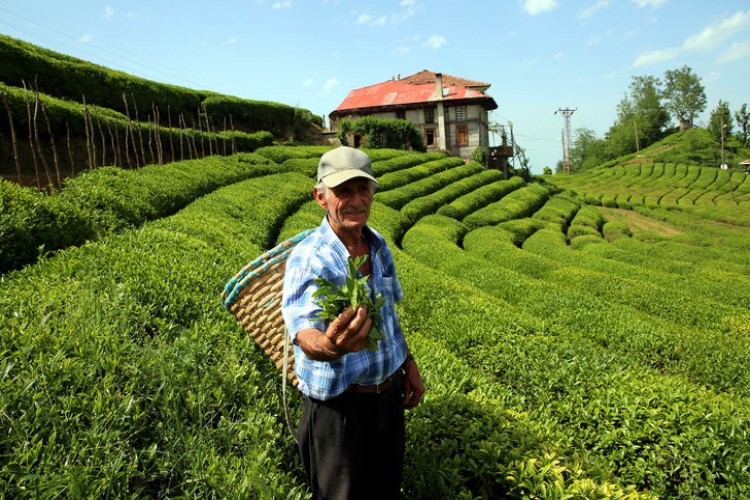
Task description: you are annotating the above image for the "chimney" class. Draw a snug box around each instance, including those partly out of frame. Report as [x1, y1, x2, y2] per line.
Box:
[435, 73, 443, 99]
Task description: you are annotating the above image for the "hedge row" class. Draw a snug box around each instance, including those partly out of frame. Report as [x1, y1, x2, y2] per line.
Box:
[532, 191, 581, 226]
[401, 214, 750, 497]
[463, 182, 551, 229]
[0, 35, 320, 137]
[376, 163, 484, 210]
[376, 157, 466, 192]
[0, 153, 282, 274]
[400, 169, 506, 225]
[0, 82, 273, 179]
[0, 172, 314, 498]
[436, 176, 525, 220]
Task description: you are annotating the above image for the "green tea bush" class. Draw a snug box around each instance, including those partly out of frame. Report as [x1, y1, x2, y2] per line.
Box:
[377, 163, 483, 210]
[0, 154, 282, 275]
[463, 183, 551, 229]
[400, 169, 505, 225]
[436, 176, 525, 220]
[0, 173, 314, 497]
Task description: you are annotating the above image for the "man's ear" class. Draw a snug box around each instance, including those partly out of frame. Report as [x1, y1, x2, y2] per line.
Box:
[313, 187, 327, 209]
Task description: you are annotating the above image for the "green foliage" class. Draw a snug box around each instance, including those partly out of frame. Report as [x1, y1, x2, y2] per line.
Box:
[0, 173, 313, 498]
[708, 99, 733, 142]
[0, 35, 322, 140]
[338, 116, 426, 152]
[0, 154, 282, 274]
[663, 65, 707, 130]
[471, 146, 487, 165]
[5, 146, 750, 498]
[313, 255, 387, 351]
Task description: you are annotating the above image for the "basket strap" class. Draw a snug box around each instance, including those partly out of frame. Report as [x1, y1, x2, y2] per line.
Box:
[282, 328, 297, 443]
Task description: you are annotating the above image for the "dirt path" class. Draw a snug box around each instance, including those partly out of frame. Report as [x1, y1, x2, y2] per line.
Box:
[597, 207, 681, 237]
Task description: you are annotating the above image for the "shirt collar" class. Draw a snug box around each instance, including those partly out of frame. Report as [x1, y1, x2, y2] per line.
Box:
[320, 215, 382, 253]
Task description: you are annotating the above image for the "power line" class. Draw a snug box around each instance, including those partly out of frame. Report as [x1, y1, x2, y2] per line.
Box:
[0, 2, 209, 89]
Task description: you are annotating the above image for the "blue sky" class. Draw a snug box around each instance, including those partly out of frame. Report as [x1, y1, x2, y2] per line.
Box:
[1, 0, 749, 173]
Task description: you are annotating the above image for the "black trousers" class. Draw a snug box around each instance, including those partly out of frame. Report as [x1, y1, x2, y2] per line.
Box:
[297, 373, 405, 500]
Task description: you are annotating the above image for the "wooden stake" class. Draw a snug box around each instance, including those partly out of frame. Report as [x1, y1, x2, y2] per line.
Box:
[0, 87, 23, 184]
[40, 100, 61, 186]
[66, 121, 75, 177]
[122, 93, 133, 168]
[167, 105, 175, 162]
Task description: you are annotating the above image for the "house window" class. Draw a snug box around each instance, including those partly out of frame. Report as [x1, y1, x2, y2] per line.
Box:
[456, 106, 467, 121]
[424, 108, 435, 124]
[425, 128, 435, 146]
[457, 124, 469, 146]
[396, 109, 406, 120]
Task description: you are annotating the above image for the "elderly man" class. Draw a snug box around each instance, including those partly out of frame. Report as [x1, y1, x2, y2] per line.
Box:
[281, 146, 425, 499]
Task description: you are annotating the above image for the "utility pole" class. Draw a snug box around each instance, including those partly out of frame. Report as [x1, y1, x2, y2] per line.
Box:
[555, 108, 576, 174]
[721, 117, 727, 169]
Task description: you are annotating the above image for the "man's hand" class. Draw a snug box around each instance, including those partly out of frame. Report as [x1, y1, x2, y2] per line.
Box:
[401, 359, 425, 409]
[296, 306, 371, 361]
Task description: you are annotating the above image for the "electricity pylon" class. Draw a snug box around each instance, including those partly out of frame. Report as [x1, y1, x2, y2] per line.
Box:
[555, 108, 576, 174]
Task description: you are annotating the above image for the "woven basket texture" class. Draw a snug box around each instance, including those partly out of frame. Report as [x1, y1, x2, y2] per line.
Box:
[222, 229, 315, 387]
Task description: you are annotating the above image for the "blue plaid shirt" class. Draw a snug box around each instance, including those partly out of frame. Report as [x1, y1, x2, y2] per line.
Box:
[281, 216, 407, 400]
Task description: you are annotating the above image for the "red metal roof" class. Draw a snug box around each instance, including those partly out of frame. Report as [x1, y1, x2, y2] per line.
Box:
[398, 70, 490, 91]
[332, 71, 497, 113]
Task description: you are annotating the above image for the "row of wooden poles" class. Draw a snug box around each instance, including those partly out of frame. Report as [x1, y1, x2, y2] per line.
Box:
[1, 80, 241, 190]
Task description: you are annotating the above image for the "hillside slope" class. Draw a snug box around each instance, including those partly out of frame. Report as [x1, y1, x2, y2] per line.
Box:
[1, 146, 750, 497]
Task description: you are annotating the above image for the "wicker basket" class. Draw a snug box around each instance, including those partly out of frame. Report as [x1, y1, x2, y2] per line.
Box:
[221, 228, 315, 387]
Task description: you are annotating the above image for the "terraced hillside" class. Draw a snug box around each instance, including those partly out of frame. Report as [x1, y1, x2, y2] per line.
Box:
[2, 147, 750, 498]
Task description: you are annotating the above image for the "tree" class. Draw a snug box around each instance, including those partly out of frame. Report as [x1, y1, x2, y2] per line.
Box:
[629, 75, 669, 146]
[735, 103, 749, 146]
[569, 127, 608, 172]
[662, 65, 707, 130]
[708, 100, 733, 141]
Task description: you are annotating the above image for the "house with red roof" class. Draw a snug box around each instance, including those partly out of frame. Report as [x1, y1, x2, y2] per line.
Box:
[329, 70, 498, 162]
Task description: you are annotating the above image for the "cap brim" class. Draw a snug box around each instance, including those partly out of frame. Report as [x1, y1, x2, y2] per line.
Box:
[320, 169, 378, 188]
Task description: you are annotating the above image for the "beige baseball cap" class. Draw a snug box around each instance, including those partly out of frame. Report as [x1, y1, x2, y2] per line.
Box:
[317, 146, 378, 188]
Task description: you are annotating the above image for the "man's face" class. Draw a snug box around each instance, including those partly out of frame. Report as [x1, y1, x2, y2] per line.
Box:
[314, 177, 374, 235]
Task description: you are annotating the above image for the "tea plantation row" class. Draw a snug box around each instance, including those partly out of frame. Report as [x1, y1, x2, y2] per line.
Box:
[2, 148, 750, 497]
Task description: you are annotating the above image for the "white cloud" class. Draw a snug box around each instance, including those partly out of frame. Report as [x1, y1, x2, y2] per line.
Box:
[371, 15, 387, 26]
[78, 33, 93, 43]
[718, 39, 750, 63]
[633, 10, 750, 67]
[227, 37, 238, 45]
[577, 0, 610, 22]
[303, 79, 314, 87]
[424, 35, 446, 49]
[632, 0, 666, 7]
[323, 77, 339, 93]
[553, 51, 565, 60]
[522, 0, 558, 16]
[585, 34, 600, 47]
[633, 47, 680, 67]
[357, 12, 387, 26]
[272, 0, 291, 9]
[682, 10, 750, 52]
[604, 71, 617, 79]
[393, 45, 412, 56]
[104, 5, 114, 20]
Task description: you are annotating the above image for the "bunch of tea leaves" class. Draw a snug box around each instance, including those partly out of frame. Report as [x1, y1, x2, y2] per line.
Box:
[313, 255, 386, 351]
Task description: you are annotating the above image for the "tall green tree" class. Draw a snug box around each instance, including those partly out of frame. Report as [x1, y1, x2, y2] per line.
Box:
[604, 95, 639, 158]
[569, 127, 608, 172]
[629, 75, 670, 146]
[662, 65, 707, 130]
[735, 103, 749, 146]
[708, 100, 733, 141]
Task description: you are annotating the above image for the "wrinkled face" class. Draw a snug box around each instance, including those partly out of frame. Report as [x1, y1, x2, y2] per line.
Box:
[314, 178, 374, 236]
